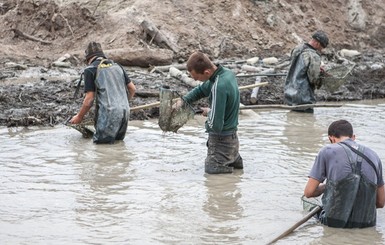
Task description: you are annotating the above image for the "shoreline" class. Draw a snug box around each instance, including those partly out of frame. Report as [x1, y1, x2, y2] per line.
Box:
[1, 52, 385, 127]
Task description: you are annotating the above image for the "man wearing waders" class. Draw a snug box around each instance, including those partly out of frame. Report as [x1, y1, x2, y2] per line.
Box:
[284, 30, 329, 113]
[173, 51, 243, 174]
[70, 42, 136, 144]
[304, 120, 385, 228]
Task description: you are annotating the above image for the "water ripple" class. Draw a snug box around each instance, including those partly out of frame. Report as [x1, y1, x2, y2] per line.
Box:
[1, 101, 385, 244]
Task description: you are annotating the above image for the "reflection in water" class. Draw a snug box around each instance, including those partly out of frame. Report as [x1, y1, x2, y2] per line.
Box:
[73, 141, 135, 239]
[275, 111, 327, 178]
[315, 226, 384, 245]
[282, 220, 385, 245]
[202, 173, 243, 244]
[282, 111, 325, 156]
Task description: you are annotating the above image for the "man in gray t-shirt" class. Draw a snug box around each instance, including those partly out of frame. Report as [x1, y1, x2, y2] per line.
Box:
[304, 120, 385, 228]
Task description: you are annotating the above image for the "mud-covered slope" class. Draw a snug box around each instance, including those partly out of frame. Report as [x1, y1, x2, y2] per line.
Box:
[1, 0, 385, 127]
[0, 0, 384, 64]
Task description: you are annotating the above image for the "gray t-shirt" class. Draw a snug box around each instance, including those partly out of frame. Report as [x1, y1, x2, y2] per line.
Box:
[309, 139, 384, 186]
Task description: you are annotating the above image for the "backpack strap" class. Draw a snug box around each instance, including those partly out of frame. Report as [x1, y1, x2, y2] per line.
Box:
[340, 141, 379, 178]
[73, 72, 84, 99]
[97, 59, 113, 69]
[339, 142, 363, 173]
[95, 59, 113, 87]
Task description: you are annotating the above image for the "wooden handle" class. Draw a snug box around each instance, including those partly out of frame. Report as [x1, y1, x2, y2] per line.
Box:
[130, 82, 269, 112]
[266, 206, 322, 245]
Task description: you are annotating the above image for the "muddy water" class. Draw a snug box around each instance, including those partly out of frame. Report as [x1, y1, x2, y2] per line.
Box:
[1, 100, 385, 245]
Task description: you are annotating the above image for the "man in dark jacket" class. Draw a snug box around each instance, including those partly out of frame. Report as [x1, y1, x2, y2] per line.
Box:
[70, 42, 136, 143]
[284, 30, 329, 113]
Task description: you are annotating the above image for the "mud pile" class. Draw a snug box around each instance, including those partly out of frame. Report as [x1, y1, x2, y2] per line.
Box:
[0, 0, 385, 127]
[0, 0, 97, 66]
[1, 0, 385, 63]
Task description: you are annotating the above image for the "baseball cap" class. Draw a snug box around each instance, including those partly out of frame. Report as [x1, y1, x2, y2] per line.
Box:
[312, 30, 329, 48]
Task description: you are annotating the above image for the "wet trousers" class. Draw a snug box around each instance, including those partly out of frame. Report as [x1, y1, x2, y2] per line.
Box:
[205, 132, 243, 174]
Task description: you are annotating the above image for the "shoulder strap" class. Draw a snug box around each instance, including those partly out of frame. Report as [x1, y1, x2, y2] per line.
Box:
[97, 59, 113, 69]
[340, 141, 379, 178]
[339, 142, 362, 173]
[95, 59, 113, 84]
[73, 72, 84, 99]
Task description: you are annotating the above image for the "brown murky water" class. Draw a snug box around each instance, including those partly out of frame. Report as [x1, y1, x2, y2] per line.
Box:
[1, 100, 385, 245]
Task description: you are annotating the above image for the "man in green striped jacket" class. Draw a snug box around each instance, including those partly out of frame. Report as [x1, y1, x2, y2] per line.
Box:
[176, 51, 243, 174]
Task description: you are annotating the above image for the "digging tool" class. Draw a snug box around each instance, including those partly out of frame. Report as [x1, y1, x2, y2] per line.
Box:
[236, 73, 287, 78]
[266, 206, 322, 244]
[239, 103, 343, 110]
[131, 82, 269, 112]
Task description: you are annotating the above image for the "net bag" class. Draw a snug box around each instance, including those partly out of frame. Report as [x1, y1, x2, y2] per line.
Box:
[158, 86, 195, 132]
[321, 64, 355, 93]
[301, 195, 322, 212]
[65, 118, 95, 138]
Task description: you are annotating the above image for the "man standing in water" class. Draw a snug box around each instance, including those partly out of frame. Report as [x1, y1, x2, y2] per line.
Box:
[70, 42, 136, 143]
[284, 30, 329, 113]
[174, 51, 243, 174]
[304, 119, 385, 228]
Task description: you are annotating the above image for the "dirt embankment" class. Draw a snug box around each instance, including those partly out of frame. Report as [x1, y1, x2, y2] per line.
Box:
[0, 0, 385, 127]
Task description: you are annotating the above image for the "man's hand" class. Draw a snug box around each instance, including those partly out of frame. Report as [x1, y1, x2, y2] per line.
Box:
[304, 178, 324, 198]
[70, 114, 83, 124]
[320, 67, 331, 77]
[172, 98, 184, 111]
[200, 107, 210, 117]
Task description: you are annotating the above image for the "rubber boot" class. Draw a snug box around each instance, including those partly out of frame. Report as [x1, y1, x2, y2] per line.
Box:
[229, 156, 243, 169]
[205, 163, 233, 174]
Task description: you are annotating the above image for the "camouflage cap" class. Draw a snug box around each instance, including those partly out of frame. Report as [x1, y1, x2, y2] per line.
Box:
[312, 30, 329, 48]
[85, 42, 106, 62]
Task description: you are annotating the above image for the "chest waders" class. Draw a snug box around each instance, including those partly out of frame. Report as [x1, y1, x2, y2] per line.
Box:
[93, 59, 130, 144]
[321, 143, 377, 228]
[284, 45, 318, 107]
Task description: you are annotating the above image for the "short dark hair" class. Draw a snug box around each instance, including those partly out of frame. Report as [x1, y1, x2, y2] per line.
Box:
[328, 120, 353, 138]
[186, 51, 214, 74]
